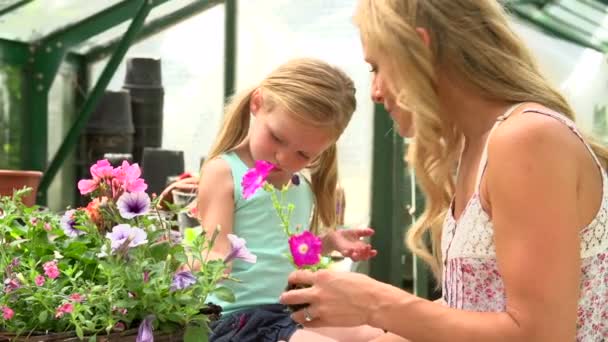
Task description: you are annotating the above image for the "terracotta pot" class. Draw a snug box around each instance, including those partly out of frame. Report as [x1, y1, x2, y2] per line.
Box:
[0, 170, 43, 206]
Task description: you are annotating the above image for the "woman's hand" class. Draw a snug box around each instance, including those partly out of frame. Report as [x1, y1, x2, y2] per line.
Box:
[280, 269, 392, 328]
[326, 227, 377, 261]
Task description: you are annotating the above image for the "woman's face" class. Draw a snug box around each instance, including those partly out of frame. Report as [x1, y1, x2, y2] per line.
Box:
[365, 46, 415, 137]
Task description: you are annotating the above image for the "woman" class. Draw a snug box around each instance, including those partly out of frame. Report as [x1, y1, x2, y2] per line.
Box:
[280, 0, 608, 341]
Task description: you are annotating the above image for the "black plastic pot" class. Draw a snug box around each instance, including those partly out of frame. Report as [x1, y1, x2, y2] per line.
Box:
[122, 57, 164, 164]
[141, 147, 184, 196]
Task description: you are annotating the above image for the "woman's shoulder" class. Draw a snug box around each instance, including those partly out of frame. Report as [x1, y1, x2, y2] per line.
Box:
[489, 103, 588, 165]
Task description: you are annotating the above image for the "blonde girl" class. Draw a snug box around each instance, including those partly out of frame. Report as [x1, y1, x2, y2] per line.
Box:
[201, 58, 382, 342]
[281, 1, 608, 341]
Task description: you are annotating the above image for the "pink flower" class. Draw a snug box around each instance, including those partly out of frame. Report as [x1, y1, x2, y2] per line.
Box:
[241, 160, 275, 199]
[55, 303, 74, 318]
[288, 231, 322, 268]
[113, 161, 147, 193]
[43, 260, 60, 279]
[69, 293, 84, 302]
[2, 306, 14, 320]
[43, 222, 52, 231]
[78, 160, 114, 195]
[35, 275, 46, 286]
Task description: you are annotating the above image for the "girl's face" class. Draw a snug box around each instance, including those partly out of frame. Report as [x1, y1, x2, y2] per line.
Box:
[365, 46, 415, 137]
[248, 90, 335, 175]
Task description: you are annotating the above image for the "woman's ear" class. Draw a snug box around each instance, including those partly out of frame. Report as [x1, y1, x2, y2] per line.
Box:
[250, 88, 263, 116]
[415, 27, 431, 48]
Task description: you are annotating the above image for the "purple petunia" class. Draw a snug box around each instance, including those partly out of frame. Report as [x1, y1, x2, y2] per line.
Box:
[136, 315, 155, 342]
[241, 160, 275, 199]
[170, 271, 197, 291]
[116, 192, 150, 219]
[288, 231, 322, 268]
[106, 224, 148, 253]
[60, 209, 85, 237]
[224, 234, 257, 264]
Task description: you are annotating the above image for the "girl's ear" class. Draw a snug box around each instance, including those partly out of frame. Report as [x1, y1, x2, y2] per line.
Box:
[250, 88, 263, 116]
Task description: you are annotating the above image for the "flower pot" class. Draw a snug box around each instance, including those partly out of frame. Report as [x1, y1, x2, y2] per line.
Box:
[141, 148, 184, 197]
[172, 189, 199, 232]
[122, 57, 164, 164]
[0, 328, 184, 341]
[0, 169, 43, 206]
[284, 283, 310, 312]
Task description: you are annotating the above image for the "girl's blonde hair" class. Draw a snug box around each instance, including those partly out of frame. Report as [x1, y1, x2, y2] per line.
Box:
[355, 0, 608, 280]
[206, 58, 356, 233]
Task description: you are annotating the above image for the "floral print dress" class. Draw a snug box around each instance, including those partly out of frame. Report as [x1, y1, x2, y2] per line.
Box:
[441, 105, 608, 341]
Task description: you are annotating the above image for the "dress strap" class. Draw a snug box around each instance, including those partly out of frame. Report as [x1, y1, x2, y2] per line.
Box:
[522, 109, 603, 170]
[473, 102, 527, 191]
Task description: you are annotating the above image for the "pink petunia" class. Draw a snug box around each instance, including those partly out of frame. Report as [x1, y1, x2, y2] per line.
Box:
[69, 293, 84, 302]
[114, 161, 147, 193]
[43, 260, 60, 279]
[288, 231, 322, 268]
[2, 306, 14, 320]
[35, 275, 46, 286]
[55, 303, 74, 318]
[241, 160, 275, 199]
[77, 160, 114, 195]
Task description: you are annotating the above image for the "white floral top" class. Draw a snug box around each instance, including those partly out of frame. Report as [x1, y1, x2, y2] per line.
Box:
[441, 105, 608, 341]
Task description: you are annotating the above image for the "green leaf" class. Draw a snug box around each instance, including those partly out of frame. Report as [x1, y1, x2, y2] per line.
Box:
[184, 227, 203, 247]
[38, 310, 48, 323]
[88, 335, 97, 342]
[150, 241, 171, 261]
[184, 324, 209, 342]
[213, 286, 235, 303]
[76, 326, 84, 340]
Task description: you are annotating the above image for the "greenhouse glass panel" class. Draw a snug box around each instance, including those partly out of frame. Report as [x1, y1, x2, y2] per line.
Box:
[46, 62, 77, 211]
[89, 4, 226, 173]
[71, 0, 220, 56]
[236, 0, 375, 229]
[0, 0, 124, 43]
[0, 64, 23, 170]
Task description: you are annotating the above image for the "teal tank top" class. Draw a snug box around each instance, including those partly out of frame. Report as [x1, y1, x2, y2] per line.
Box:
[208, 152, 314, 315]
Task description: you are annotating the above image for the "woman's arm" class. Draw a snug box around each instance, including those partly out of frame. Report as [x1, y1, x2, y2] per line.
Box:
[282, 114, 583, 341]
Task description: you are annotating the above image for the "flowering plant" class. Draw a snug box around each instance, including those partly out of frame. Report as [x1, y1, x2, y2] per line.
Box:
[241, 160, 330, 271]
[0, 160, 254, 341]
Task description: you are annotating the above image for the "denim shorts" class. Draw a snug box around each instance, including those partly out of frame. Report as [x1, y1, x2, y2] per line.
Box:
[209, 304, 299, 342]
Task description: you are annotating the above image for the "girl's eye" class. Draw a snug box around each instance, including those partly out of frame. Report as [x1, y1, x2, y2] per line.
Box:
[298, 152, 310, 160]
[369, 65, 377, 73]
[271, 134, 281, 143]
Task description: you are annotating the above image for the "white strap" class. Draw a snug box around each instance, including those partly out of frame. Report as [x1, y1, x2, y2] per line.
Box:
[473, 103, 527, 191]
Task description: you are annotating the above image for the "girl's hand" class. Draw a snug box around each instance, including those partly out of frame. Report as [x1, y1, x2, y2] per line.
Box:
[157, 176, 199, 209]
[330, 227, 377, 261]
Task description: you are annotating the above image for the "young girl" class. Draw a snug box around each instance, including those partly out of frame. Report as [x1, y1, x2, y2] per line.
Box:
[199, 58, 383, 342]
[281, 1, 608, 341]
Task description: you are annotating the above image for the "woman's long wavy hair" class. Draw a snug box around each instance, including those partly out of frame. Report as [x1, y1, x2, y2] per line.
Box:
[205, 58, 356, 233]
[355, 0, 608, 280]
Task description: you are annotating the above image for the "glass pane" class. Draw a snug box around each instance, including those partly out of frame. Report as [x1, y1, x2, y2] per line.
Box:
[0, 0, 124, 43]
[236, 0, 374, 228]
[71, 0, 213, 56]
[47, 62, 77, 211]
[0, 65, 23, 169]
[89, 4, 225, 173]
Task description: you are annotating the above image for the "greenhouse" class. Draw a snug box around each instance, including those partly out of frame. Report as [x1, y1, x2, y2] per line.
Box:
[1, 0, 608, 340]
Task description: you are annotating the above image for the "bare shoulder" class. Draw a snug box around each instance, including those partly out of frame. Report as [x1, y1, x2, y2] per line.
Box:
[487, 105, 583, 173]
[198, 157, 234, 198]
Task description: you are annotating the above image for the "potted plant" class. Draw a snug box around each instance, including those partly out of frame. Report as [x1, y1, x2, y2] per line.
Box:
[0, 160, 255, 341]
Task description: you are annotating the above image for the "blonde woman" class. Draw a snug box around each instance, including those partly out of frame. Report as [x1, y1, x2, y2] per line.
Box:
[281, 1, 608, 341]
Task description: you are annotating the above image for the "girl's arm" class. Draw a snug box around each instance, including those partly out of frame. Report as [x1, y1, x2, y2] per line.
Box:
[196, 158, 236, 264]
